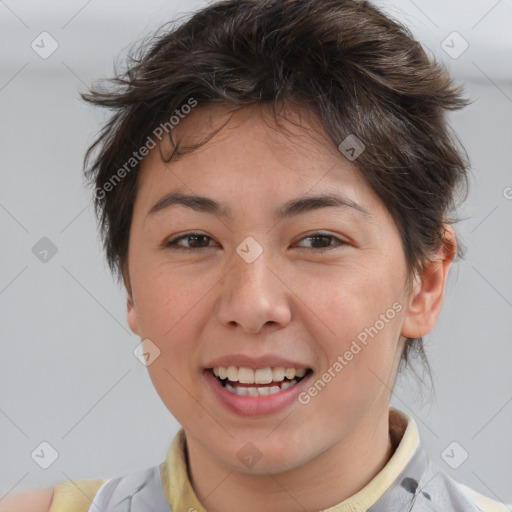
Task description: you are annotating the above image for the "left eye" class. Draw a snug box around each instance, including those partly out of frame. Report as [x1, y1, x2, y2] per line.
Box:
[164, 232, 346, 253]
[295, 233, 346, 252]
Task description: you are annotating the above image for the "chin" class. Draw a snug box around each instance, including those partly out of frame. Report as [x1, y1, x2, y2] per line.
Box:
[216, 439, 311, 476]
[230, 455, 305, 476]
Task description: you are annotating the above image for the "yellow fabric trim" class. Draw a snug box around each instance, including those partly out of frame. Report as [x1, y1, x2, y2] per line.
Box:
[47, 409, 508, 512]
[321, 407, 419, 511]
[49, 478, 107, 512]
[460, 484, 512, 512]
[161, 407, 418, 512]
[161, 430, 207, 512]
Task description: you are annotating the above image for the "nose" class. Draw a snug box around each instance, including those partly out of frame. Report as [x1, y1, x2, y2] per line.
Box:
[215, 246, 292, 334]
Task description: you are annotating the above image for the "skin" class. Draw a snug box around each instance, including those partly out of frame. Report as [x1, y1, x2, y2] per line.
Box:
[125, 104, 456, 512]
[0, 487, 53, 512]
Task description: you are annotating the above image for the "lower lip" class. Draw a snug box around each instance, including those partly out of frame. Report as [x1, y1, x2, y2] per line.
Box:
[203, 369, 313, 417]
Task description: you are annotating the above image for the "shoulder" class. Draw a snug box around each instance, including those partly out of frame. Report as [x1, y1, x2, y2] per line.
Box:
[424, 462, 510, 512]
[460, 483, 512, 512]
[49, 478, 107, 512]
[0, 486, 54, 512]
[0, 479, 107, 512]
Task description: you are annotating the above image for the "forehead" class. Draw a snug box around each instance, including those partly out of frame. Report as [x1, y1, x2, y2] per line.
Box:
[134, 103, 383, 220]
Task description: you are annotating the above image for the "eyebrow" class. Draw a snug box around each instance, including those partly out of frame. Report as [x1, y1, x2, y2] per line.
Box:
[146, 191, 372, 220]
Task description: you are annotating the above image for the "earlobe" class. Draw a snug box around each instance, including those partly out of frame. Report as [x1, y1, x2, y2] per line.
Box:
[401, 225, 457, 339]
[127, 293, 140, 335]
[123, 266, 139, 335]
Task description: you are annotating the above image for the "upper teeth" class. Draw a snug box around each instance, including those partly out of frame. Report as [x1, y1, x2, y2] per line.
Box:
[212, 366, 307, 384]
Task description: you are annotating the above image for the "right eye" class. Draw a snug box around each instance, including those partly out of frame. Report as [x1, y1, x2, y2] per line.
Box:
[164, 232, 218, 253]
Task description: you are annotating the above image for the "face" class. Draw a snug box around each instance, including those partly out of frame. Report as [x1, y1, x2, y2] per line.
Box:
[125, 104, 446, 474]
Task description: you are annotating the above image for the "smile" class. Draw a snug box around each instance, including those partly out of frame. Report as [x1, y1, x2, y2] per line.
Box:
[209, 366, 312, 397]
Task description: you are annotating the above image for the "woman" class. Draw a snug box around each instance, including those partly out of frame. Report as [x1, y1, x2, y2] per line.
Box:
[4, 0, 508, 510]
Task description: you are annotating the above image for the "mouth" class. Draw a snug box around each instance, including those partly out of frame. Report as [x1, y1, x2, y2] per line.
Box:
[207, 366, 313, 397]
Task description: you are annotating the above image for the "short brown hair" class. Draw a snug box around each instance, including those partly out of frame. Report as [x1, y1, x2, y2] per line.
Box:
[81, 0, 471, 374]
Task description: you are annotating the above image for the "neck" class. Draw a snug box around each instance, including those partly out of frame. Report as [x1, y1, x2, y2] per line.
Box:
[185, 408, 395, 512]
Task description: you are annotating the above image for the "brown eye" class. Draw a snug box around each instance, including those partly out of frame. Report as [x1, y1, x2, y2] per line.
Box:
[165, 232, 217, 252]
[295, 232, 346, 252]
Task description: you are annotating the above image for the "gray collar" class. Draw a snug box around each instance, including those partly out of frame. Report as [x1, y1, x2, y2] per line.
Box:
[88, 441, 481, 512]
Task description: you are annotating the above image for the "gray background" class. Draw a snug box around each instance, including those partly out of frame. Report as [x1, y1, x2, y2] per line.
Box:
[1, 0, 511, 506]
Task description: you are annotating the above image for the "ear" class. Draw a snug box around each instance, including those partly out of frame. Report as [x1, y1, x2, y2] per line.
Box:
[124, 269, 140, 336]
[401, 224, 457, 339]
[127, 292, 140, 336]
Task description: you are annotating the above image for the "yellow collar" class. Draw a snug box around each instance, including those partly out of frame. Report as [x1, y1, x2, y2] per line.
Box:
[159, 407, 419, 512]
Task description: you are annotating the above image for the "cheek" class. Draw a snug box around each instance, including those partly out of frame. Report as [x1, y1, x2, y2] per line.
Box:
[133, 265, 205, 338]
[297, 260, 401, 339]
[132, 269, 207, 420]
[295, 261, 405, 400]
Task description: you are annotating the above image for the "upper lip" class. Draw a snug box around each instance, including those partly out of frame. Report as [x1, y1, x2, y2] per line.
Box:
[204, 354, 312, 370]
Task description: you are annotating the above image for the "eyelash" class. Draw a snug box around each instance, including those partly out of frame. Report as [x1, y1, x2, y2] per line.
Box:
[164, 232, 347, 254]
